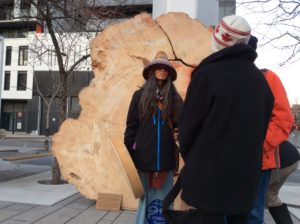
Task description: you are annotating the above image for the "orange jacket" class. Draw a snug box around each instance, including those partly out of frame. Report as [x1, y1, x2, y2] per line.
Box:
[262, 69, 294, 170]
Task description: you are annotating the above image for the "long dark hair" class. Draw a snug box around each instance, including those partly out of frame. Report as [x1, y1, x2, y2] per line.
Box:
[138, 69, 183, 123]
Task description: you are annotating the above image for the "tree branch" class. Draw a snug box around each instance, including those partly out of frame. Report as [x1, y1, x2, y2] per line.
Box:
[67, 54, 91, 75]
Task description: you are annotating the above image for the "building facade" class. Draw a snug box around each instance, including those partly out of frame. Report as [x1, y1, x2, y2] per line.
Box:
[0, 0, 235, 135]
[0, 0, 38, 133]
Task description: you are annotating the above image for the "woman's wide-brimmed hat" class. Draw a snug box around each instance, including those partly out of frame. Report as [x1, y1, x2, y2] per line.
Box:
[143, 51, 177, 81]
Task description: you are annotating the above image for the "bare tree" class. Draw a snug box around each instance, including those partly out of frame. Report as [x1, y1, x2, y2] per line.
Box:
[0, 0, 143, 184]
[33, 70, 60, 148]
[236, 0, 300, 65]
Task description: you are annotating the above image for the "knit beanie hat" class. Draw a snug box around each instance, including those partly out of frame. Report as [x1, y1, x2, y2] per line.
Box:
[212, 15, 251, 52]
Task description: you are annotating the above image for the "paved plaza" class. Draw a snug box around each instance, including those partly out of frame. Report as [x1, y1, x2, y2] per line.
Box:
[0, 132, 299, 224]
[0, 193, 299, 224]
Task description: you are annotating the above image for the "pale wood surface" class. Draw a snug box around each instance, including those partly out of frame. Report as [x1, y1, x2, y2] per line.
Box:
[96, 193, 122, 211]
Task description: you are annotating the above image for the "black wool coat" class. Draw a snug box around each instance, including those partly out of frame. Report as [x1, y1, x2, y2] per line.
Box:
[124, 89, 176, 171]
[178, 44, 274, 214]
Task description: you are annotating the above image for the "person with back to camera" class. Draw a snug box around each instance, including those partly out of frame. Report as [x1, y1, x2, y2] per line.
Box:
[247, 35, 296, 224]
[266, 140, 300, 224]
[177, 15, 274, 224]
[124, 51, 183, 224]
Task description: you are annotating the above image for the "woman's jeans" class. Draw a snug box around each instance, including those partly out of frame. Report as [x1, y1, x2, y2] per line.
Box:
[135, 171, 173, 224]
[247, 170, 271, 224]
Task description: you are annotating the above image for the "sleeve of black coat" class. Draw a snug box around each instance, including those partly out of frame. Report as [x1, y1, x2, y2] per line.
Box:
[179, 72, 215, 159]
[124, 90, 140, 154]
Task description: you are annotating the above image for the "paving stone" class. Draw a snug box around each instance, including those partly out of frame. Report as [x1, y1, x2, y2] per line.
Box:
[52, 193, 82, 208]
[0, 204, 36, 222]
[4, 203, 36, 212]
[66, 206, 108, 224]
[66, 196, 95, 210]
[113, 211, 135, 224]
[0, 209, 21, 222]
[0, 201, 14, 209]
[0, 219, 32, 224]
[97, 211, 122, 224]
[96, 219, 114, 224]
[34, 207, 83, 224]
[9, 205, 59, 222]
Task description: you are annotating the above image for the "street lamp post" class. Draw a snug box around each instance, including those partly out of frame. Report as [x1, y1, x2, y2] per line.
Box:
[0, 36, 5, 129]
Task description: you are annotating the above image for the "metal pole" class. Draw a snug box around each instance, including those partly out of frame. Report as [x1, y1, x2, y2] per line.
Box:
[0, 36, 5, 127]
[12, 112, 15, 134]
[37, 95, 41, 134]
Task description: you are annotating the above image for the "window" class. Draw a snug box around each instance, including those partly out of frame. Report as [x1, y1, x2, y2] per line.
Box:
[4, 71, 10, 90]
[219, 1, 236, 20]
[17, 71, 27, 91]
[20, 0, 31, 10]
[17, 29, 28, 38]
[0, 4, 13, 20]
[1, 30, 13, 38]
[5, 46, 12, 66]
[0, 28, 31, 38]
[18, 46, 28, 66]
[70, 97, 81, 111]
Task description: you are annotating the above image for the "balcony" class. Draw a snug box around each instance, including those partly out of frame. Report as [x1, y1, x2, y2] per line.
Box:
[0, 8, 38, 30]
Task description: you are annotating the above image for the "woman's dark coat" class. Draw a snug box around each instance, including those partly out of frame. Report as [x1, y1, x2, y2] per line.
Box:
[124, 89, 176, 171]
[179, 44, 274, 214]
